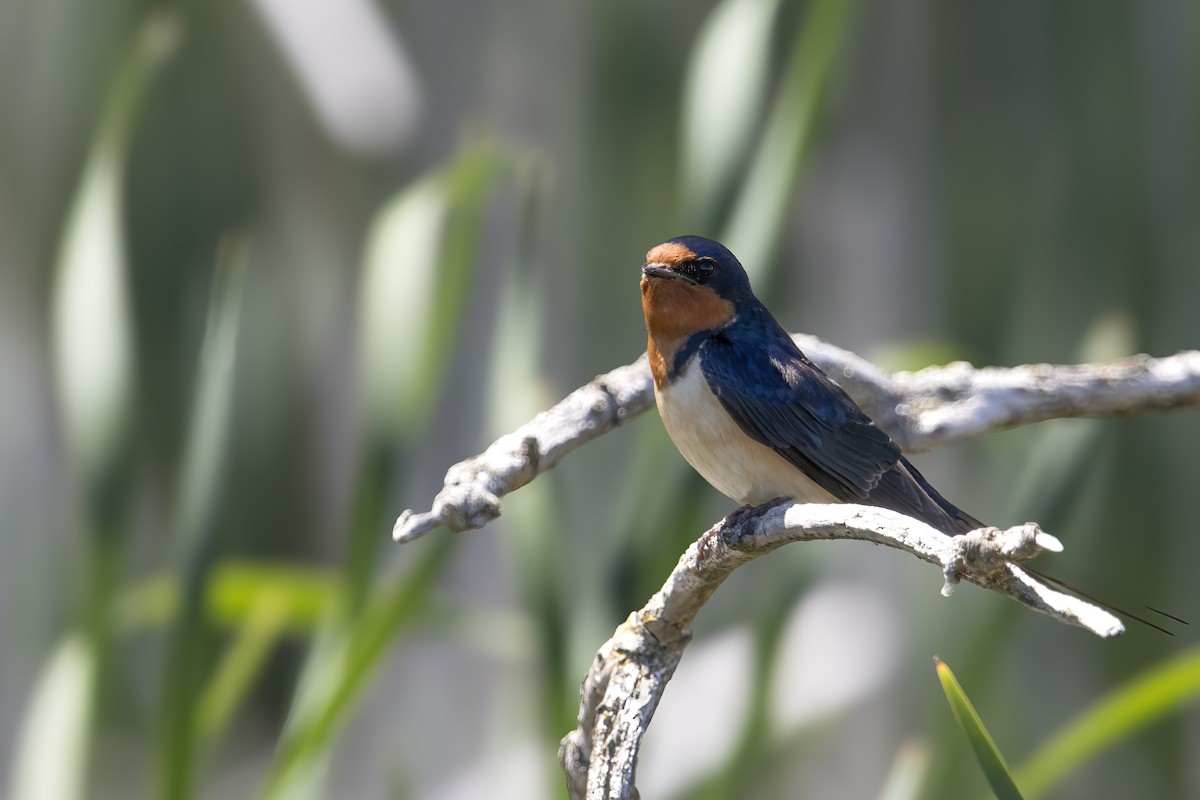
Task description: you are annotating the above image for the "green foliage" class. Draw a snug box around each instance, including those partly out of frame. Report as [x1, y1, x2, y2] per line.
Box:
[1015, 646, 1200, 799]
[9, 637, 95, 800]
[935, 658, 1025, 800]
[158, 238, 247, 800]
[3, 1, 1198, 799]
[260, 538, 455, 799]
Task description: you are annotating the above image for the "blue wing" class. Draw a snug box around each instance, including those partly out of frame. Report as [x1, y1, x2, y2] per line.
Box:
[698, 321, 981, 534]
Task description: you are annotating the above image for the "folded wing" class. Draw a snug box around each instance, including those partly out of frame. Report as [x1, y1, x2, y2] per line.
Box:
[699, 327, 982, 534]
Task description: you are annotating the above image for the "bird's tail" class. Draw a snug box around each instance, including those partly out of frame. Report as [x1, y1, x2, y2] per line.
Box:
[898, 458, 1184, 635]
[887, 457, 1183, 634]
[1022, 566, 1185, 636]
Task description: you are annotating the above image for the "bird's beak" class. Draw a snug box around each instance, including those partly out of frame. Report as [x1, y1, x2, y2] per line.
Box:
[641, 264, 696, 285]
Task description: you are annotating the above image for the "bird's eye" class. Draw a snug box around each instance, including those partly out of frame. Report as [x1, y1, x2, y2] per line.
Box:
[695, 258, 716, 277]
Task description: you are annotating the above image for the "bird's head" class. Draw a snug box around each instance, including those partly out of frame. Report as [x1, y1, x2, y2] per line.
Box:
[640, 236, 751, 341]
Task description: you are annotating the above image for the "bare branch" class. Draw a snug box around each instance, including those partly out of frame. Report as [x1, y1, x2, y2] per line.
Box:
[799, 336, 1200, 452]
[393, 341, 1200, 541]
[385, 340, 1194, 798]
[393, 356, 653, 542]
[557, 502, 1122, 800]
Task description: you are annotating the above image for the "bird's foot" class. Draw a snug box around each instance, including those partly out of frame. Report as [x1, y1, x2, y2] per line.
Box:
[725, 496, 791, 527]
[699, 498, 794, 567]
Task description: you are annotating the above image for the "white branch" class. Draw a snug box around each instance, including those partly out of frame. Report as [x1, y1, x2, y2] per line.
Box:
[556, 502, 1122, 800]
[799, 337, 1200, 452]
[385, 340, 1198, 800]
[393, 357, 654, 543]
[394, 342, 1200, 542]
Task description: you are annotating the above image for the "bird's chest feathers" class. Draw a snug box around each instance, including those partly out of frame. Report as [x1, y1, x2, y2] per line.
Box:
[655, 358, 836, 506]
[641, 278, 735, 390]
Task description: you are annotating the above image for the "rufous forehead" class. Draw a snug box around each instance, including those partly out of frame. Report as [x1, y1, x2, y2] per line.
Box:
[645, 241, 696, 267]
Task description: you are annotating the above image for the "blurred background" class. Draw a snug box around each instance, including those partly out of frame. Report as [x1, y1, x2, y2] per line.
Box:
[1, 1, 1198, 798]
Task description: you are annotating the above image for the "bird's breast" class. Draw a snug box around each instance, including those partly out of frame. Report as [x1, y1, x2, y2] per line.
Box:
[656, 356, 839, 507]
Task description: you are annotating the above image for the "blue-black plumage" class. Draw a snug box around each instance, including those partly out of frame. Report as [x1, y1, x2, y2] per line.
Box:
[640, 235, 982, 536]
[640, 235, 1182, 634]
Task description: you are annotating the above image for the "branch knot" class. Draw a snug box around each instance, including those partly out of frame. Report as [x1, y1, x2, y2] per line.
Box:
[941, 523, 1063, 595]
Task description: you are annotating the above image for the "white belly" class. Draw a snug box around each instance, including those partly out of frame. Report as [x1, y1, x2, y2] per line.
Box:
[656, 359, 839, 506]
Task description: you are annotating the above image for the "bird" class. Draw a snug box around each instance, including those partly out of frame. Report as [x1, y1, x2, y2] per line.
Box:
[640, 234, 982, 536]
[639, 234, 1182, 634]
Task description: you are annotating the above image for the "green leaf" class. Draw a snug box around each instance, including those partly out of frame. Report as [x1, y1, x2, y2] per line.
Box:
[114, 563, 340, 635]
[680, 0, 782, 226]
[197, 588, 293, 744]
[723, 0, 857, 280]
[207, 564, 340, 631]
[49, 11, 179, 492]
[935, 657, 1025, 800]
[159, 243, 247, 800]
[258, 537, 455, 800]
[875, 740, 931, 800]
[40, 15, 179, 800]
[358, 145, 508, 441]
[1015, 646, 1200, 799]
[8, 636, 96, 800]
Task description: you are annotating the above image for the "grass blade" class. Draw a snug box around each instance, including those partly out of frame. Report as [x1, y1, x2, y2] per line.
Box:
[358, 145, 508, 441]
[115, 563, 340, 635]
[196, 588, 293, 745]
[49, 12, 178, 487]
[255, 144, 508, 798]
[159, 244, 247, 800]
[681, 0, 783, 226]
[934, 657, 1025, 800]
[41, 15, 178, 800]
[258, 537, 455, 800]
[1015, 646, 1200, 799]
[875, 740, 930, 800]
[8, 636, 95, 800]
[723, 0, 857, 279]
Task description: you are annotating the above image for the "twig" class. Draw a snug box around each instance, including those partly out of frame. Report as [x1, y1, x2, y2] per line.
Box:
[387, 341, 1196, 799]
[800, 337, 1200, 452]
[393, 357, 653, 542]
[393, 341, 1200, 542]
[556, 502, 1122, 800]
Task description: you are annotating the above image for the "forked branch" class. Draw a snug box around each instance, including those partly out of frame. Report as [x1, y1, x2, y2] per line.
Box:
[389, 340, 1199, 800]
[394, 342, 1200, 543]
[556, 502, 1121, 800]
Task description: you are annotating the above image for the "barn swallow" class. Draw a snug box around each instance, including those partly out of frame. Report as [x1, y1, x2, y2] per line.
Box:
[640, 235, 1182, 634]
[640, 234, 982, 535]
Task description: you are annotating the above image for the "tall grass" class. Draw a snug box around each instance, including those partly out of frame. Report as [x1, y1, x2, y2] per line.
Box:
[3, 2, 1198, 799]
